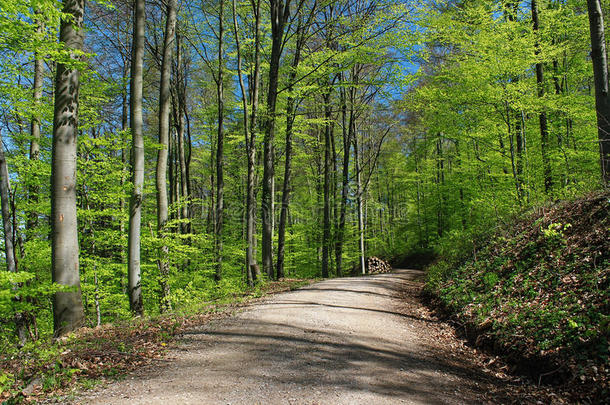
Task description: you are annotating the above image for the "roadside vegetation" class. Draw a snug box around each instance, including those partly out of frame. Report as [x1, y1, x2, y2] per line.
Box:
[0, 278, 312, 402]
[425, 192, 609, 403]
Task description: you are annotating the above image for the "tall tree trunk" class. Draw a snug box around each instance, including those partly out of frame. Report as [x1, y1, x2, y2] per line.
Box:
[16, 13, 46, 343]
[354, 133, 365, 275]
[331, 122, 338, 274]
[532, 0, 553, 193]
[27, 14, 44, 233]
[208, 134, 215, 234]
[0, 133, 26, 344]
[168, 124, 175, 216]
[233, 0, 258, 285]
[176, 34, 189, 234]
[275, 100, 294, 280]
[215, 0, 225, 281]
[324, 5, 337, 276]
[505, 104, 521, 202]
[276, 17, 305, 280]
[156, 0, 177, 312]
[120, 71, 128, 293]
[587, 0, 610, 185]
[51, 0, 86, 337]
[436, 137, 444, 238]
[552, 55, 573, 185]
[127, 0, 145, 316]
[262, 0, 290, 279]
[334, 83, 351, 278]
[185, 99, 193, 205]
[321, 90, 332, 278]
[249, 0, 262, 282]
[515, 109, 524, 200]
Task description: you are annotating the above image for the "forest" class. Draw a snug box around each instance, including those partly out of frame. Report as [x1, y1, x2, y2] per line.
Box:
[0, 0, 608, 383]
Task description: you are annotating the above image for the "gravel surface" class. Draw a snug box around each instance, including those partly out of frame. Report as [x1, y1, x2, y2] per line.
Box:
[77, 270, 505, 404]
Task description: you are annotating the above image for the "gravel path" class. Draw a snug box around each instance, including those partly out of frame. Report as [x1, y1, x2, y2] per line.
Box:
[78, 270, 504, 404]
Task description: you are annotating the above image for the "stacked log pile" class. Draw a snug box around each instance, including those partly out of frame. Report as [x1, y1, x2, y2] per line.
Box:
[367, 256, 392, 274]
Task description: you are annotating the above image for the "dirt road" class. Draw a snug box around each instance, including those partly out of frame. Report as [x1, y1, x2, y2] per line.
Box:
[79, 270, 506, 404]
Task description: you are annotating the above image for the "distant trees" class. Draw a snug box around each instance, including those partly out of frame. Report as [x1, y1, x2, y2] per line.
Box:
[403, 0, 603, 248]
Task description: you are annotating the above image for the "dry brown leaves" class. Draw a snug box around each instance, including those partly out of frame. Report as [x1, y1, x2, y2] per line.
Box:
[1, 278, 313, 403]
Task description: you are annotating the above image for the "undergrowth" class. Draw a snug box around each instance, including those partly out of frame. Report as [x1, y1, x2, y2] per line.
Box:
[0, 278, 313, 403]
[425, 191, 609, 403]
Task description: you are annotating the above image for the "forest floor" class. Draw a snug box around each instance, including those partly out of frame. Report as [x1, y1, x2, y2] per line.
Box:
[71, 269, 562, 405]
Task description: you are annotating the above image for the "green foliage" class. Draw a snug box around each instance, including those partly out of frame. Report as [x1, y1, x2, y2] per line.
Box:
[426, 193, 609, 390]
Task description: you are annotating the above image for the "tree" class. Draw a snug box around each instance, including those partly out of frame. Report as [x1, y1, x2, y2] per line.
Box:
[586, 0, 610, 185]
[27, 11, 44, 233]
[232, 0, 259, 284]
[248, 0, 263, 283]
[175, 33, 190, 234]
[0, 132, 26, 344]
[214, 0, 225, 281]
[128, 0, 145, 316]
[276, 9, 310, 280]
[531, 0, 552, 193]
[51, 0, 86, 337]
[156, 0, 178, 312]
[261, 0, 292, 279]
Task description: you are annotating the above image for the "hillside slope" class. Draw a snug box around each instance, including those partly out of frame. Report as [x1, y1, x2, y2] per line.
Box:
[426, 192, 609, 402]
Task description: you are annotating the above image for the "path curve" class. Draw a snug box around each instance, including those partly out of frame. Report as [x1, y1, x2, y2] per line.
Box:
[79, 270, 497, 404]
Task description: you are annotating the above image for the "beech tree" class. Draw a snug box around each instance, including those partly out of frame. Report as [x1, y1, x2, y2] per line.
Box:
[261, 0, 292, 279]
[214, 0, 225, 281]
[50, 0, 86, 337]
[128, 0, 145, 316]
[156, 0, 178, 312]
[586, 0, 610, 185]
[531, 0, 552, 193]
[232, 0, 260, 284]
[0, 133, 26, 344]
[276, 9, 311, 280]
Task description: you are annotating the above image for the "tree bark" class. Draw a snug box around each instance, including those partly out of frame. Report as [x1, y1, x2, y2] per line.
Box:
[515, 109, 524, 200]
[276, 15, 306, 280]
[354, 133, 365, 275]
[532, 0, 553, 193]
[334, 82, 352, 277]
[128, 0, 145, 316]
[587, 0, 610, 185]
[215, 0, 225, 281]
[51, 0, 86, 337]
[262, 0, 291, 279]
[232, 0, 257, 285]
[321, 90, 332, 278]
[156, 0, 177, 312]
[0, 133, 27, 344]
[249, 0, 262, 282]
[27, 14, 44, 233]
[120, 64, 128, 247]
[175, 33, 189, 234]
